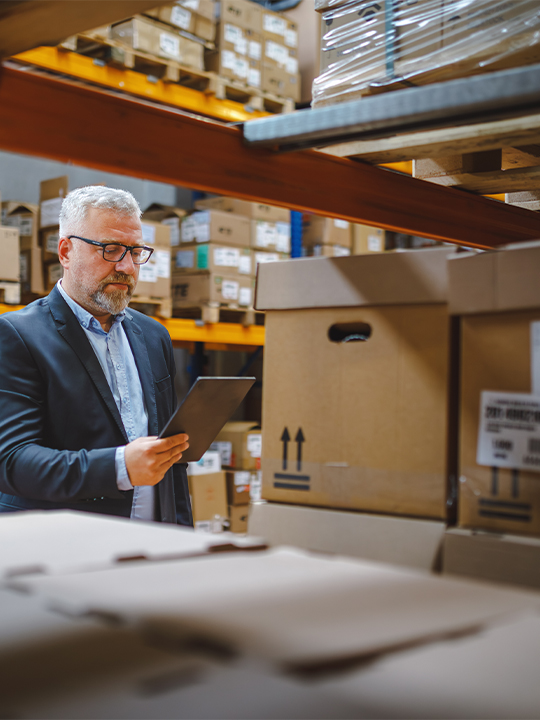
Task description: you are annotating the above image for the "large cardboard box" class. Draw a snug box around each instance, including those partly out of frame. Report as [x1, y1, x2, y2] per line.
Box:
[442, 527, 540, 592]
[181, 209, 251, 248]
[173, 242, 253, 277]
[172, 271, 254, 308]
[213, 421, 261, 470]
[449, 244, 540, 537]
[195, 196, 290, 223]
[255, 248, 455, 520]
[249, 502, 445, 571]
[132, 221, 171, 302]
[226, 470, 253, 505]
[303, 216, 352, 249]
[142, 204, 186, 247]
[188, 470, 228, 529]
[219, 0, 262, 33]
[1, 201, 39, 251]
[353, 224, 385, 254]
[0, 226, 20, 282]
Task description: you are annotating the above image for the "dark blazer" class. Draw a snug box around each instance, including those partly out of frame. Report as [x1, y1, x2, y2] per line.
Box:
[0, 286, 192, 525]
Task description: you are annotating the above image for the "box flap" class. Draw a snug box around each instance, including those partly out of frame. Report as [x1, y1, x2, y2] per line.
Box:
[3, 201, 39, 216]
[0, 510, 266, 578]
[255, 248, 452, 310]
[142, 203, 186, 221]
[39, 176, 68, 203]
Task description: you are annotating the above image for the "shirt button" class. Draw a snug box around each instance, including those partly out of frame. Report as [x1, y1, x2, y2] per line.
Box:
[116, 364, 121, 370]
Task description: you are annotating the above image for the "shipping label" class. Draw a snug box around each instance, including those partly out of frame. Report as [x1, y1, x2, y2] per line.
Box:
[214, 247, 240, 267]
[285, 56, 298, 74]
[174, 250, 195, 269]
[162, 217, 180, 246]
[248, 68, 261, 87]
[46, 233, 59, 254]
[368, 233, 383, 252]
[210, 440, 232, 466]
[247, 433, 262, 457]
[239, 286, 252, 307]
[141, 223, 156, 245]
[334, 218, 349, 229]
[155, 250, 171, 278]
[249, 40, 261, 60]
[275, 221, 291, 252]
[238, 254, 252, 274]
[532, 322, 540, 395]
[160, 32, 180, 59]
[138, 256, 157, 283]
[171, 5, 192, 29]
[40, 197, 63, 228]
[285, 28, 298, 47]
[222, 279, 239, 300]
[263, 14, 286, 36]
[224, 23, 243, 44]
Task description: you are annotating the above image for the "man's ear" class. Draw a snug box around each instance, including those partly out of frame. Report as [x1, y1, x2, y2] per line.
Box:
[58, 237, 72, 269]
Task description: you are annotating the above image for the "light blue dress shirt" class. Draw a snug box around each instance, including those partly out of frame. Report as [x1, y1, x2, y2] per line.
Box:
[57, 281, 154, 520]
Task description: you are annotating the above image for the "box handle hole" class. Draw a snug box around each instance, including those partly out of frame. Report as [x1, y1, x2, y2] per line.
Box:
[328, 322, 372, 343]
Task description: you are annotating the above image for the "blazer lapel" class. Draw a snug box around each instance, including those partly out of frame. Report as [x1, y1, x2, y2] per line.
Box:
[47, 287, 129, 443]
[123, 311, 159, 436]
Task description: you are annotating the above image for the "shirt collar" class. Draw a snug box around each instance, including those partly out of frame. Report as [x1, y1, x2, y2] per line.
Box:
[57, 280, 126, 332]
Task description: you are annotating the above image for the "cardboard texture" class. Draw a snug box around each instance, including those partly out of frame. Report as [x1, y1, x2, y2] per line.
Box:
[173, 242, 253, 277]
[0, 510, 265, 579]
[353, 224, 385, 254]
[219, 0, 262, 33]
[132, 220, 171, 301]
[303, 216, 352, 249]
[188, 470, 228, 525]
[215, 421, 262, 470]
[248, 502, 445, 570]
[182, 209, 251, 248]
[195, 196, 290, 223]
[450, 247, 540, 536]
[257, 249, 454, 520]
[0, 226, 20, 282]
[172, 272, 254, 308]
[228, 504, 249, 533]
[443, 528, 540, 591]
[11, 547, 538, 671]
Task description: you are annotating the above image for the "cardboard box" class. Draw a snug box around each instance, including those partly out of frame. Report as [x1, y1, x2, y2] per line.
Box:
[1, 201, 39, 251]
[172, 272, 254, 308]
[110, 16, 204, 70]
[449, 245, 540, 537]
[353, 224, 385, 254]
[261, 61, 300, 101]
[262, 9, 298, 49]
[219, 0, 262, 33]
[146, 3, 216, 42]
[173, 242, 253, 277]
[41, 227, 59, 263]
[213, 421, 261, 470]
[188, 450, 222, 476]
[181, 210, 251, 248]
[45, 261, 63, 292]
[255, 248, 455, 520]
[303, 243, 351, 258]
[0, 226, 20, 282]
[206, 23, 262, 88]
[442, 527, 540, 592]
[0, 280, 21, 305]
[226, 470, 252, 505]
[39, 176, 68, 230]
[228, 504, 249, 533]
[195, 196, 290, 223]
[142, 204, 186, 247]
[188, 470, 228, 527]
[251, 219, 290, 253]
[132, 221, 171, 302]
[303, 216, 352, 249]
[253, 250, 287, 274]
[249, 502, 445, 570]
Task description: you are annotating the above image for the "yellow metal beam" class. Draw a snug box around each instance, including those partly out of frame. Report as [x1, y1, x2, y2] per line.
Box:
[13, 47, 270, 123]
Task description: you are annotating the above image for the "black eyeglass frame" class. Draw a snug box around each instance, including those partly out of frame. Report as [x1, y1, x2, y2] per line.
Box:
[67, 235, 154, 265]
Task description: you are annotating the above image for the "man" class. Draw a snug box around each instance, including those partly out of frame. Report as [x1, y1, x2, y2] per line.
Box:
[0, 186, 192, 525]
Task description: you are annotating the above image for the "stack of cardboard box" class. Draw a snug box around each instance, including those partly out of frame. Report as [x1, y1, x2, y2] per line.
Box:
[260, 3, 300, 101]
[0, 190, 22, 305]
[144, 0, 217, 45]
[302, 215, 386, 257]
[39, 177, 67, 294]
[2, 201, 41, 301]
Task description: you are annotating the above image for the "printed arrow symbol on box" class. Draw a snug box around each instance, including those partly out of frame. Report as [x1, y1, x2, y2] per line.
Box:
[295, 428, 305, 472]
[281, 427, 290, 470]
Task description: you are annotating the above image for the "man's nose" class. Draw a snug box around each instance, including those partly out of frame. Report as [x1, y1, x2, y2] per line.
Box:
[115, 249, 136, 273]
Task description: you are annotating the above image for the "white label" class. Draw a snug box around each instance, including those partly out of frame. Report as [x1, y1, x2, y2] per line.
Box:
[138, 257, 157, 283]
[247, 433, 262, 456]
[234, 57, 248, 78]
[181, 215, 198, 242]
[221, 279, 239, 300]
[19, 217, 34, 237]
[19, 254, 29, 282]
[285, 56, 298, 75]
[239, 286, 252, 307]
[477, 391, 540, 473]
[249, 470, 262, 501]
[249, 40, 261, 60]
[255, 221, 276, 248]
[141, 223, 156, 245]
[263, 14, 286, 36]
[180, 0, 199, 10]
[234, 470, 251, 486]
[248, 68, 261, 88]
[368, 234, 383, 252]
[333, 245, 351, 257]
[155, 250, 170, 278]
[222, 49, 236, 70]
[40, 197, 63, 228]
[266, 40, 288, 66]
[160, 32, 180, 58]
[162, 217, 180, 246]
[2, 215, 19, 229]
[46, 233, 59, 254]
[285, 28, 298, 47]
[255, 251, 279, 265]
[48, 263, 63, 284]
[195, 221, 210, 243]
[188, 450, 221, 475]
[532, 322, 540, 396]
[275, 221, 291, 253]
[214, 247, 239, 268]
[235, 37, 248, 55]
[171, 5, 192, 29]
[224, 23, 243, 44]
[210, 440, 232, 466]
[238, 254, 252, 274]
[174, 250, 195, 269]
[334, 218, 349, 229]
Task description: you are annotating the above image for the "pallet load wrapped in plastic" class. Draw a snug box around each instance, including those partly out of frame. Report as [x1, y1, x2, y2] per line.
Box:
[313, 0, 540, 107]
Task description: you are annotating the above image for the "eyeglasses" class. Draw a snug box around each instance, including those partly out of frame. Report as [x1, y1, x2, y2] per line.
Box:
[68, 235, 154, 265]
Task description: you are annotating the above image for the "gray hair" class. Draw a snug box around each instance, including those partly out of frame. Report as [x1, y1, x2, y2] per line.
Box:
[59, 186, 141, 238]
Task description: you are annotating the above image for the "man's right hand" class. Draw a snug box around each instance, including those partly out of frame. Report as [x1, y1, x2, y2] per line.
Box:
[124, 433, 189, 487]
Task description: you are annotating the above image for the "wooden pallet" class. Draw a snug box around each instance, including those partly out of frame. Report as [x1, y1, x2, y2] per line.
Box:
[129, 297, 172, 319]
[173, 303, 264, 326]
[206, 75, 295, 114]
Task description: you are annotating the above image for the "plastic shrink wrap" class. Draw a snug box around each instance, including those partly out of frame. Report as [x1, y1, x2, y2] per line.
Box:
[313, 0, 540, 107]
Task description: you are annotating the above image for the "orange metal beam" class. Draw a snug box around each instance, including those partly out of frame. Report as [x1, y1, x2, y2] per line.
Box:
[1, 66, 540, 248]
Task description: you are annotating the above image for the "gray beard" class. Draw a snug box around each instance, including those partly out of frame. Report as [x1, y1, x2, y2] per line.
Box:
[90, 285, 134, 315]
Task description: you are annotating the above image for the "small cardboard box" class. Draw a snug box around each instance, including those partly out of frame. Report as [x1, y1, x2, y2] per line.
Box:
[195, 196, 290, 223]
[39, 176, 68, 230]
[303, 216, 352, 249]
[255, 248, 455, 520]
[0, 226, 20, 282]
[449, 244, 540, 537]
[251, 219, 291, 253]
[142, 204, 186, 247]
[1, 201, 39, 251]
[226, 470, 252, 505]
[219, 0, 262, 33]
[132, 221, 171, 302]
[442, 527, 540, 592]
[353, 224, 385, 254]
[173, 242, 253, 277]
[188, 470, 228, 526]
[228, 504, 249, 533]
[172, 272, 254, 308]
[181, 210, 251, 248]
[214, 421, 262, 470]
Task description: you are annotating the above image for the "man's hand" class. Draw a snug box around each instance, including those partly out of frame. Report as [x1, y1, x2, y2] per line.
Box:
[124, 434, 189, 487]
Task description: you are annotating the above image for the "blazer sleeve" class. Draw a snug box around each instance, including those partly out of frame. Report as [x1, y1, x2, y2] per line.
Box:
[0, 318, 123, 502]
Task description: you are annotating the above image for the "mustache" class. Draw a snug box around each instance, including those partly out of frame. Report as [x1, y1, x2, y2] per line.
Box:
[98, 272, 135, 291]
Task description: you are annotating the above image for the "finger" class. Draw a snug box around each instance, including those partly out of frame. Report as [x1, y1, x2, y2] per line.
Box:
[155, 434, 189, 452]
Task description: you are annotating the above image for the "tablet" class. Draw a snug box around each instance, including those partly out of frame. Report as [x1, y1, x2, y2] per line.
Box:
[159, 376, 256, 463]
